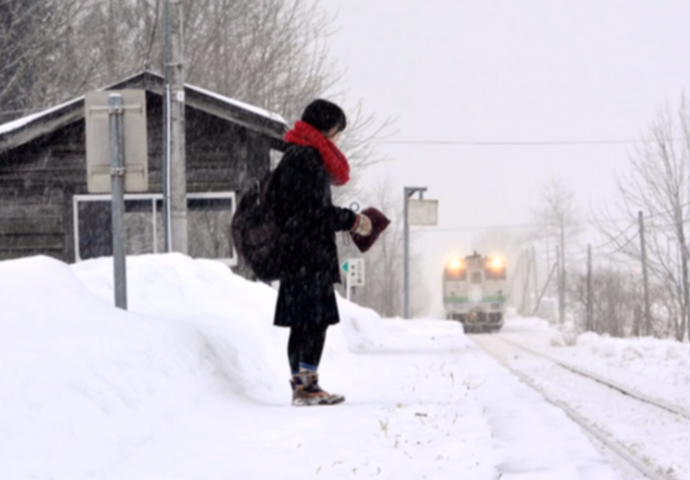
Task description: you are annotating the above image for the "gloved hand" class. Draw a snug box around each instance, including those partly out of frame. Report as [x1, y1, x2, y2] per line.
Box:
[351, 213, 373, 236]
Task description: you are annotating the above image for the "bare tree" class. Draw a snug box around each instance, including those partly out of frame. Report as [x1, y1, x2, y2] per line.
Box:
[1, 0, 391, 179]
[568, 266, 640, 337]
[335, 179, 402, 317]
[360, 182, 402, 317]
[598, 97, 690, 341]
[183, 0, 337, 119]
[0, 0, 91, 121]
[337, 101, 394, 174]
[531, 178, 582, 324]
[0, 1, 325, 118]
[334, 179, 433, 318]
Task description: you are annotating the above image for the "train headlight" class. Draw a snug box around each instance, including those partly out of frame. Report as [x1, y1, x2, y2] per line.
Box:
[448, 258, 463, 270]
[490, 257, 504, 269]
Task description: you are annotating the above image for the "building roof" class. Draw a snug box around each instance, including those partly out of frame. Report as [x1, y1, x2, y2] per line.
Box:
[0, 70, 289, 154]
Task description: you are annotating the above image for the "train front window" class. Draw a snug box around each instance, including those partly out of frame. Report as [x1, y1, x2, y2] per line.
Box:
[485, 266, 507, 280]
[445, 266, 467, 280]
[470, 271, 483, 284]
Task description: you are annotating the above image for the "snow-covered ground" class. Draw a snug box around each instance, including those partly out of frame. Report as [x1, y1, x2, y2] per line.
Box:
[500, 318, 690, 414]
[471, 328, 690, 480]
[0, 253, 686, 479]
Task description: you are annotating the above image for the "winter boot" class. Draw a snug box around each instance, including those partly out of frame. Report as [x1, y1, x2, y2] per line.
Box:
[289, 370, 345, 406]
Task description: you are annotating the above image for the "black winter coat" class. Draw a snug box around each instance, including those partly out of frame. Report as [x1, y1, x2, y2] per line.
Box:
[269, 145, 356, 283]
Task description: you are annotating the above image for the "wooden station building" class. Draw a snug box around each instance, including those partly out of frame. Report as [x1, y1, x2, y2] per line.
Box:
[0, 71, 288, 271]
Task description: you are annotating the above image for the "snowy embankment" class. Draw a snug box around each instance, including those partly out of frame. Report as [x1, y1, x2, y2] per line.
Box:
[500, 317, 690, 412]
[0, 254, 380, 479]
[1, 254, 631, 479]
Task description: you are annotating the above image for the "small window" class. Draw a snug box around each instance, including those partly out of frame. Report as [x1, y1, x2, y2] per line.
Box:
[484, 266, 507, 280]
[73, 192, 236, 265]
[187, 197, 235, 260]
[445, 269, 467, 281]
[470, 271, 483, 284]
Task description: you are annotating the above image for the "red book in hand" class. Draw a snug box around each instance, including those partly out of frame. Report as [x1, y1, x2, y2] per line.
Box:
[350, 207, 391, 253]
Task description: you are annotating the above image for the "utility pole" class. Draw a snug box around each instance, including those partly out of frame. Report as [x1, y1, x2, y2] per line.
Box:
[586, 244, 592, 331]
[162, 0, 171, 251]
[166, 0, 188, 253]
[527, 249, 535, 314]
[531, 261, 558, 318]
[403, 186, 428, 319]
[560, 226, 567, 324]
[508, 251, 524, 306]
[545, 237, 551, 274]
[521, 249, 532, 315]
[532, 245, 539, 307]
[639, 211, 651, 335]
[557, 244, 565, 324]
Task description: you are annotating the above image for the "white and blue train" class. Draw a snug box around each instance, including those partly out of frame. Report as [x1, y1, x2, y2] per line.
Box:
[442, 251, 508, 332]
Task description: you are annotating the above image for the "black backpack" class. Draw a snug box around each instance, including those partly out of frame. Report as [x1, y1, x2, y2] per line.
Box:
[231, 171, 282, 281]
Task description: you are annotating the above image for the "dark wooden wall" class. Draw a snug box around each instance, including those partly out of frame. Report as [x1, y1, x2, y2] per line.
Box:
[0, 91, 278, 264]
[0, 126, 81, 261]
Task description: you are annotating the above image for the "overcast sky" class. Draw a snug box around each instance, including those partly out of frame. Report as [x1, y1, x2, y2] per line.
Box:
[320, 1, 690, 316]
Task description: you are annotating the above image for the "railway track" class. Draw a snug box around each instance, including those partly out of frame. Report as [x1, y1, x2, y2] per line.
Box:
[493, 334, 690, 420]
[469, 333, 689, 480]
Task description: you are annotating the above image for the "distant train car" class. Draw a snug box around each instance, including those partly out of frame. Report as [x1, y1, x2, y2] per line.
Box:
[442, 252, 508, 332]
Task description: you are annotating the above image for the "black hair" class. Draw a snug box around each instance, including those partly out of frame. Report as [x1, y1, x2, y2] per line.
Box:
[301, 99, 347, 133]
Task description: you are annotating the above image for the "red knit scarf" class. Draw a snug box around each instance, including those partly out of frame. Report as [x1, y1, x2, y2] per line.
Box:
[284, 121, 350, 186]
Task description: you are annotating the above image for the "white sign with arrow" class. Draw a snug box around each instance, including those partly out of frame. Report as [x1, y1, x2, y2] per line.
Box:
[341, 258, 365, 300]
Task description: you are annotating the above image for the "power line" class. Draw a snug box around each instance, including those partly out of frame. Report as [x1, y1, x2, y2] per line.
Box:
[414, 218, 632, 233]
[604, 230, 640, 256]
[590, 221, 638, 254]
[375, 139, 648, 146]
[417, 223, 541, 233]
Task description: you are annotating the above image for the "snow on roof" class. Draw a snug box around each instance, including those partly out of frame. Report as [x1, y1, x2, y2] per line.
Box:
[0, 96, 84, 136]
[0, 74, 286, 139]
[185, 83, 286, 125]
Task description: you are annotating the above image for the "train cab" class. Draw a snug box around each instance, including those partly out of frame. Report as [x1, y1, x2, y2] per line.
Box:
[443, 252, 508, 332]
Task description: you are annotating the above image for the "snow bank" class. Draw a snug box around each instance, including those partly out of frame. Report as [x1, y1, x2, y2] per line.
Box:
[71, 254, 384, 395]
[0, 254, 383, 479]
[574, 331, 690, 389]
[510, 315, 690, 377]
[502, 316, 690, 410]
[0, 256, 222, 478]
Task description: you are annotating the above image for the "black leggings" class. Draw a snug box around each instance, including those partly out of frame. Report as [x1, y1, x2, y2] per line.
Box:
[288, 322, 328, 373]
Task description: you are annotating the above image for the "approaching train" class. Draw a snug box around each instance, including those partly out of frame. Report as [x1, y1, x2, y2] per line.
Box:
[442, 252, 508, 332]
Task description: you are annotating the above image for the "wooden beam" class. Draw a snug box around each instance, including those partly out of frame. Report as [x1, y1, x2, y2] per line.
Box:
[0, 217, 63, 235]
[0, 204, 63, 219]
[0, 234, 64, 250]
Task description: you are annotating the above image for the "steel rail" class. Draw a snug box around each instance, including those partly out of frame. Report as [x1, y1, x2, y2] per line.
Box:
[493, 334, 690, 421]
[470, 335, 676, 480]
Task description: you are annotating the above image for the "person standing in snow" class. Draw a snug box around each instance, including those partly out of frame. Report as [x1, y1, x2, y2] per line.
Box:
[269, 99, 372, 406]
